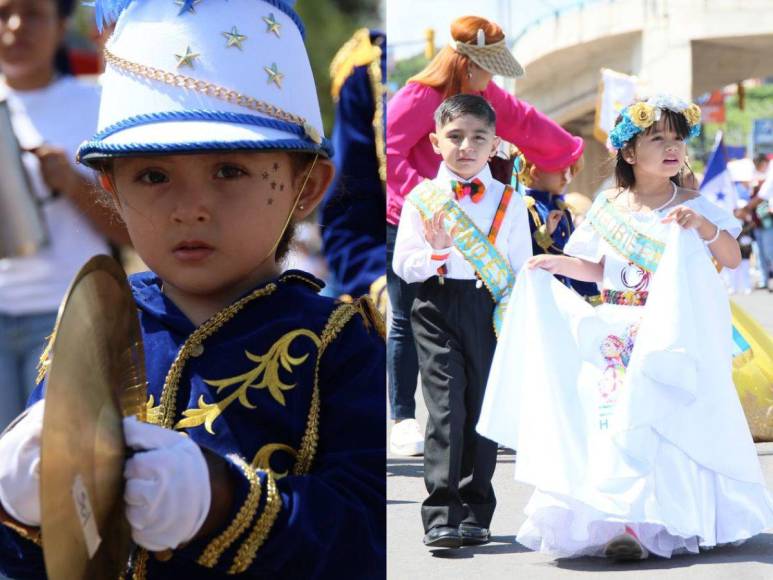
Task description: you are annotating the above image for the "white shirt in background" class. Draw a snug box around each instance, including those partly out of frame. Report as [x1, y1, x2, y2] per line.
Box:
[0, 76, 108, 315]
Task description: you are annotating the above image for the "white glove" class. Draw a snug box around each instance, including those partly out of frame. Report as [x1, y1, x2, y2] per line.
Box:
[123, 417, 211, 551]
[0, 401, 45, 526]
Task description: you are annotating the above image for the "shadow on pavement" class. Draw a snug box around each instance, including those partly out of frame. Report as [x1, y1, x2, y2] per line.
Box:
[430, 536, 532, 559]
[387, 458, 423, 478]
[552, 533, 773, 571]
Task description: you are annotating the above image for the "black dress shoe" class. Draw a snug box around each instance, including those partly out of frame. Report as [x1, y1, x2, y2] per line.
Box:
[423, 525, 463, 548]
[458, 524, 491, 546]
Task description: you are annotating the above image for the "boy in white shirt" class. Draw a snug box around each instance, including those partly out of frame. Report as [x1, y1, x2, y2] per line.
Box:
[393, 94, 531, 548]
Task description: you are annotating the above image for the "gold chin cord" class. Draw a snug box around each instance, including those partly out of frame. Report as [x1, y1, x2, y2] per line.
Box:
[262, 153, 319, 262]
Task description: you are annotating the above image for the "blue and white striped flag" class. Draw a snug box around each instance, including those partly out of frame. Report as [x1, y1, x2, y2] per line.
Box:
[700, 131, 738, 213]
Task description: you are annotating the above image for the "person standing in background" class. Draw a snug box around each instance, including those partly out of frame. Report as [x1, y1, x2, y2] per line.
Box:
[320, 28, 387, 314]
[386, 14, 583, 456]
[0, 0, 128, 429]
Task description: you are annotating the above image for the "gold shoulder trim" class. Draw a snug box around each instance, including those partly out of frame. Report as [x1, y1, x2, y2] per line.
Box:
[228, 471, 282, 574]
[35, 327, 58, 385]
[523, 195, 536, 209]
[354, 295, 386, 339]
[330, 28, 380, 100]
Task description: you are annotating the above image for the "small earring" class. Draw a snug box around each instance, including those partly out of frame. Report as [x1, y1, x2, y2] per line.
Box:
[299, 203, 305, 210]
[467, 70, 472, 80]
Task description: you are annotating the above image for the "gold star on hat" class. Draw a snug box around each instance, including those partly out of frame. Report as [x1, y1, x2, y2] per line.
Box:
[264, 62, 283, 88]
[174, 0, 202, 14]
[175, 46, 200, 68]
[262, 12, 281, 37]
[222, 26, 247, 49]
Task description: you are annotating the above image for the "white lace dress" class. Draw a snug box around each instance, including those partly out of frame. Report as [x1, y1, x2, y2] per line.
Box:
[477, 195, 773, 557]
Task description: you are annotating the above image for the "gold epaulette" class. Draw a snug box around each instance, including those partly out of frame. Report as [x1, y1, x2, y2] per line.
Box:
[523, 195, 536, 209]
[355, 295, 386, 339]
[555, 199, 568, 211]
[330, 28, 382, 100]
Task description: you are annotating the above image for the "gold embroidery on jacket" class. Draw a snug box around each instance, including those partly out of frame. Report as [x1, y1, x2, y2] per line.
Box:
[251, 443, 298, 479]
[175, 329, 321, 434]
[198, 454, 262, 568]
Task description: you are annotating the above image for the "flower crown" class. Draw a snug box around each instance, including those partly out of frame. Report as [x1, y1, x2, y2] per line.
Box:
[608, 95, 701, 150]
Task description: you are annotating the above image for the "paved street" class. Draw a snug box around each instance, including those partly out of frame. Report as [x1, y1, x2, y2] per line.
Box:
[387, 290, 773, 579]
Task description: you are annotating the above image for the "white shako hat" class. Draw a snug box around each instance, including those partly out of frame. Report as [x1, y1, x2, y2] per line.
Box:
[77, 0, 331, 167]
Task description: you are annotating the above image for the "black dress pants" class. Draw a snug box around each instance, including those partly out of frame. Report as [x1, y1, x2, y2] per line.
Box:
[411, 277, 498, 532]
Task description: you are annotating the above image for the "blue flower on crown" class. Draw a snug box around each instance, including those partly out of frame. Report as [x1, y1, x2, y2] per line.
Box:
[608, 94, 702, 150]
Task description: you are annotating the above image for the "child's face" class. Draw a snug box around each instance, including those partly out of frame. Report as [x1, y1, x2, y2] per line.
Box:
[430, 114, 499, 180]
[110, 151, 307, 308]
[625, 118, 686, 180]
[531, 166, 572, 196]
[0, 0, 63, 81]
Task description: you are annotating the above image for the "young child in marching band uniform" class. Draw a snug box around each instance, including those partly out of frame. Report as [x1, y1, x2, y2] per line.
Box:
[0, 2, 385, 578]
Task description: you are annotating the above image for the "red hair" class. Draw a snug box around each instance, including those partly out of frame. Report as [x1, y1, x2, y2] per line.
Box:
[408, 16, 505, 99]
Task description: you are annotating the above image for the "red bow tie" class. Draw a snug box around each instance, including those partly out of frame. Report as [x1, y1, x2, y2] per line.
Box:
[451, 178, 485, 203]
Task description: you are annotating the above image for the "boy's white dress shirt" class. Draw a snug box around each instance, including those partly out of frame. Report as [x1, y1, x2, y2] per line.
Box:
[393, 163, 532, 283]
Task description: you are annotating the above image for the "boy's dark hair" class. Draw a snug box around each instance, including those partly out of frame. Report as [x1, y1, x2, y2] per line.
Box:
[434, 94, 496, 129]
[613, 107, 692, 190]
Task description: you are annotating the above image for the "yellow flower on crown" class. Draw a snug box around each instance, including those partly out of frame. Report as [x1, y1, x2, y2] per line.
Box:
[684, 103, 701, 126]
[628, 102, 655, 129]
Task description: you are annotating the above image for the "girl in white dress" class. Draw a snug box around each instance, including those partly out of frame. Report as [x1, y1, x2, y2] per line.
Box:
[477, 95, 773, 560]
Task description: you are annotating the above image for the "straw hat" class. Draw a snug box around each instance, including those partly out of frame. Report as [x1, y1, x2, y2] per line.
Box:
[450, 28, 524, 79]
[77, 0, 331, 167]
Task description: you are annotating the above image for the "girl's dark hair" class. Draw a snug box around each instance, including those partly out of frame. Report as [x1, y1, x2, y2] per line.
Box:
[613, 107, 694, 190]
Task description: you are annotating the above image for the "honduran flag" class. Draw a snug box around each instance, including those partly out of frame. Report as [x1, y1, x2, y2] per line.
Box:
[700, 131, 739, 213]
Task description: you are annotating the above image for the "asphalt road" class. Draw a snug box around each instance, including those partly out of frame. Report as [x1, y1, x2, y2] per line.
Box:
[387, 289, 773, 579]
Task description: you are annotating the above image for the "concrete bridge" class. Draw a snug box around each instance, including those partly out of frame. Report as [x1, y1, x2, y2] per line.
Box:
[509, 0, 773, 195]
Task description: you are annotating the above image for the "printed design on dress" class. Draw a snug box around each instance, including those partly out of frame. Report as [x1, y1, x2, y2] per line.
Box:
[620, 261, 650, 291]
[174, 329, 322, 434]
[598, 323, 639, 430]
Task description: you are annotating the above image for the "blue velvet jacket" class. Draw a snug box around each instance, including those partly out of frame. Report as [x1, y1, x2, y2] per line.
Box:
[524, 188, 599, 298]
[320, 29, 386, 305]
[0, 270, 386, 579]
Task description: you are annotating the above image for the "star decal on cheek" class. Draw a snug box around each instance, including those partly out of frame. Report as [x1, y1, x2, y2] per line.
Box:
[222, 26, 247, 49]
[262, 12, 281, 37]
[279, 184, 285, 191]
[272, 162, 279, 171]
[271, 181, 277, 190]
[261, 170, 270, 180]
[175, 46, 200, 68]
[267, 198, 274, 205]
[264, 63, 284, 88]
[174, 0, 202, 15]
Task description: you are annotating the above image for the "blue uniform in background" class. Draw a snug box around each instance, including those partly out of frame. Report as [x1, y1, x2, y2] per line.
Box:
[0, 270, 385, 579]
[320, 29, 386, 312]
[524, 188, 600, 299]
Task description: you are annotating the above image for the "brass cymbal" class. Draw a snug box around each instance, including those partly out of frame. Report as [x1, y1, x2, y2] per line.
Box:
[40, 255, 146, 580]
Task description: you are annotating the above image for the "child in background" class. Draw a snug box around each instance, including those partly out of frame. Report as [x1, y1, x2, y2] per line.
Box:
[516, 150, 598, 299]
[0, 1, 385, 578]
[393, 93, 531, 549]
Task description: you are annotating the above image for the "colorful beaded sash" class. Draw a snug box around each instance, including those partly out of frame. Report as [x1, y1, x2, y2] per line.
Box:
[601, 289, 648, 306]
[408, 179, 516, 336]
[585, 196, 665, 273]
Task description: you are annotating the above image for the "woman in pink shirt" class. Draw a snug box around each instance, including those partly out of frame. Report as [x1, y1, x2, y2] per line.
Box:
[386, 15, 584, 456]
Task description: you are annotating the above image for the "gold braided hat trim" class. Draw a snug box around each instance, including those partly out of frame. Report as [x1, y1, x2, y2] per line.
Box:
[103, 48, 322, 144]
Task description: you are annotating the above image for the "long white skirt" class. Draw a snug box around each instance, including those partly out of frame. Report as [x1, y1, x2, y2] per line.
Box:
[478, 227, 773, 557]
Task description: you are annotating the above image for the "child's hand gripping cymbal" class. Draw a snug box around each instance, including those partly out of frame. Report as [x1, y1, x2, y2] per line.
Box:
[122, 418, 211, 552]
